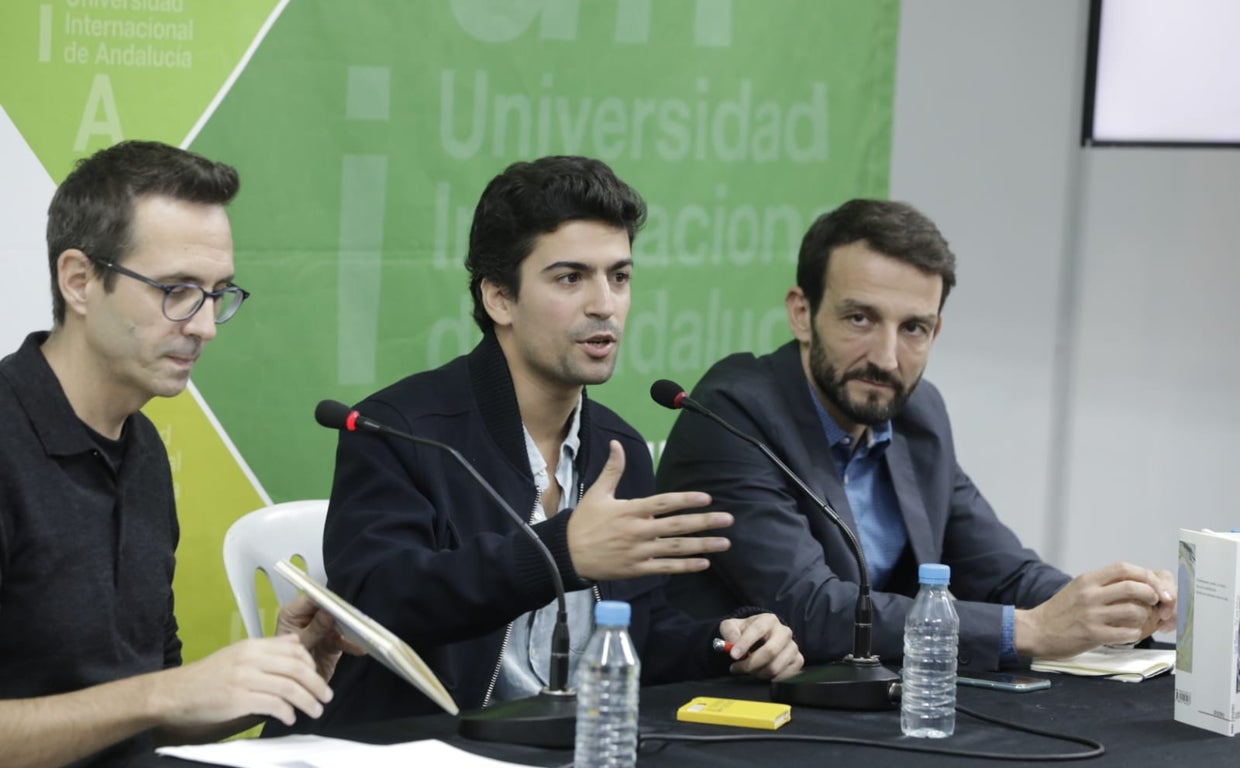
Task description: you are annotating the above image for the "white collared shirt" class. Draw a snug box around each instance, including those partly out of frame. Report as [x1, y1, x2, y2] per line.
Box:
[492, 396, 595, 703]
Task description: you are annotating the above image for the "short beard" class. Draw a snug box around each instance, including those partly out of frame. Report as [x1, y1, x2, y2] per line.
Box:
[808, 331, 917, 426]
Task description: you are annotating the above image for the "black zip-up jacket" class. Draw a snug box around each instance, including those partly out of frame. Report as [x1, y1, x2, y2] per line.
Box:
[293, 333, 732, 731]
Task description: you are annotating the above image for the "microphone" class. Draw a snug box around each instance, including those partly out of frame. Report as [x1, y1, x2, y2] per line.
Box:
[315, 400, 578, 746]
[651, 380, 900, 711]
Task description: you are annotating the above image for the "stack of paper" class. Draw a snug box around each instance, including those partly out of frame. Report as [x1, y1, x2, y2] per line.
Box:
[1031, 647, 1175, 683]
[158, 735, 531, 768]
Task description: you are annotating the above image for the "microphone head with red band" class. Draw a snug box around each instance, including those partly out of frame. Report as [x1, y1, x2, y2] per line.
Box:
[311, 396, 580, 742]
[315, 399, 358, 431]
[650, 379, 687, 410]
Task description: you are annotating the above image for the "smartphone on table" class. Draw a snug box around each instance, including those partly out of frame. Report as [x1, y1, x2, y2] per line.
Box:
[956, 672, 1051, 692]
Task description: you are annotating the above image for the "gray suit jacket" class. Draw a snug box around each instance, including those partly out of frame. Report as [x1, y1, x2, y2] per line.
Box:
[657, 341, 1071, 669]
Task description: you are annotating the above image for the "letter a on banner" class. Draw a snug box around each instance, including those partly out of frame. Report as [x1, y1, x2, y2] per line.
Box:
[74, 74, 122, 151]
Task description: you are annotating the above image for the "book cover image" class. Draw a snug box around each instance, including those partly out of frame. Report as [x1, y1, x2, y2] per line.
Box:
[1177, 540, 1195, 674]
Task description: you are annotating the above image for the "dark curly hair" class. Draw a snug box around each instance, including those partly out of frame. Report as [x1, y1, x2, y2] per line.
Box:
[465, 155, 646, 332]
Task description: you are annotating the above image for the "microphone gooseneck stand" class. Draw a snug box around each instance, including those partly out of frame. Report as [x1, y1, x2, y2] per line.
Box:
[315, 400, 579, 747]
[650, 380, 900, 710]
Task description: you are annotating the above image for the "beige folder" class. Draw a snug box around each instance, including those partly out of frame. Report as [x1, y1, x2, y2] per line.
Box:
[274, 559, 459, 715]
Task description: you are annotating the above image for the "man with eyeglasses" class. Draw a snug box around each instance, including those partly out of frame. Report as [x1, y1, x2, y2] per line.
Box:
[96, 259, 250, 325]
[0, 141, 348, 768]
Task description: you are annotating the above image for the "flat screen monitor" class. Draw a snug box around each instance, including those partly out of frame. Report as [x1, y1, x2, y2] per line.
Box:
[1082, 0, 1240, 147]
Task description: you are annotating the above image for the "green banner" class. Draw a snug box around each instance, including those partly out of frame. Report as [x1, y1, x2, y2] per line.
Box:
[191, 0, 899, 503]
[1, 0, 899, 665]
[0, 0, 280, 179]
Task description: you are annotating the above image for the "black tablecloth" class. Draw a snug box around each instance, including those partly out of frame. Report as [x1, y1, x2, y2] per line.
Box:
[135, 672, 1236, 767]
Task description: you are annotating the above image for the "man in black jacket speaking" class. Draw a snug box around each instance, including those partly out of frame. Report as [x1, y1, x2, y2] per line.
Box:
[304, 156, 803, 728]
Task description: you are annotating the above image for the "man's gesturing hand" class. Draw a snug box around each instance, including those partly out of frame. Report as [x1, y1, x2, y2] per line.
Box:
[567, 440, 733, 581]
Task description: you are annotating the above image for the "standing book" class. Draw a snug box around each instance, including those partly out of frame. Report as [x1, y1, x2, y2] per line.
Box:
[274, 559, 459, 715]
[1174, 529, 1240, 736]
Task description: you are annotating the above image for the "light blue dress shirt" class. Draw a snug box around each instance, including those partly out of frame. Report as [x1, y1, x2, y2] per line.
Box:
[807, 381, 1017, 664]
[807, 383, 906, 589]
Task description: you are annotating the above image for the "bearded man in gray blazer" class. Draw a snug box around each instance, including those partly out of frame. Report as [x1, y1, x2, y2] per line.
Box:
[657, 199, 1176, 670]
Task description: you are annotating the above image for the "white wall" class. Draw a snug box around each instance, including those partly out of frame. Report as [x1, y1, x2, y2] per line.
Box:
[1063, 149, 1240, 573]
[0, 107, 55, 352]
[889, 1, 1084, 561]
[890, 1, 1240, 578]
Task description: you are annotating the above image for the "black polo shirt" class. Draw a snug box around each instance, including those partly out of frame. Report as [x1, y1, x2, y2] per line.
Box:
[0, 332, 181, 766]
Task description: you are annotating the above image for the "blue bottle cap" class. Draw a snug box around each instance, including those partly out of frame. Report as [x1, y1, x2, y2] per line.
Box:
[918, 563, 951, 585]
[594, 600, 631, 626]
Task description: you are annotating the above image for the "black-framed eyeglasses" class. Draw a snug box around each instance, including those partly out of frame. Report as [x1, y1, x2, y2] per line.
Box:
[99, 260, 250, 324]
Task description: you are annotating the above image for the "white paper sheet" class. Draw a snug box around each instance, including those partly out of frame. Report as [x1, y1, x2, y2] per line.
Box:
[156, 735, 544, 768]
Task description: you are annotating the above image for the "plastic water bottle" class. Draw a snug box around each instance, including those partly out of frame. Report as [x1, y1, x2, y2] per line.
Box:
[574, 600, 640, 768]
[901, 563, 959, 738]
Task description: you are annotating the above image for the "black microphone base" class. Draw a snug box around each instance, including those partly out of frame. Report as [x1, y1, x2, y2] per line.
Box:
[457, 689, 577, 748]
[770, 657, 900, 710]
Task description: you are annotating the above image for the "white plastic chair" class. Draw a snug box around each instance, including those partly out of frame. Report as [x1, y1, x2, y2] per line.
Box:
[222, 499, 329, 638]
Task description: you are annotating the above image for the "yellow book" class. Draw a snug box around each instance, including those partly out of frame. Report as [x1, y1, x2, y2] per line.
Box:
[676, 696, 791, 730]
